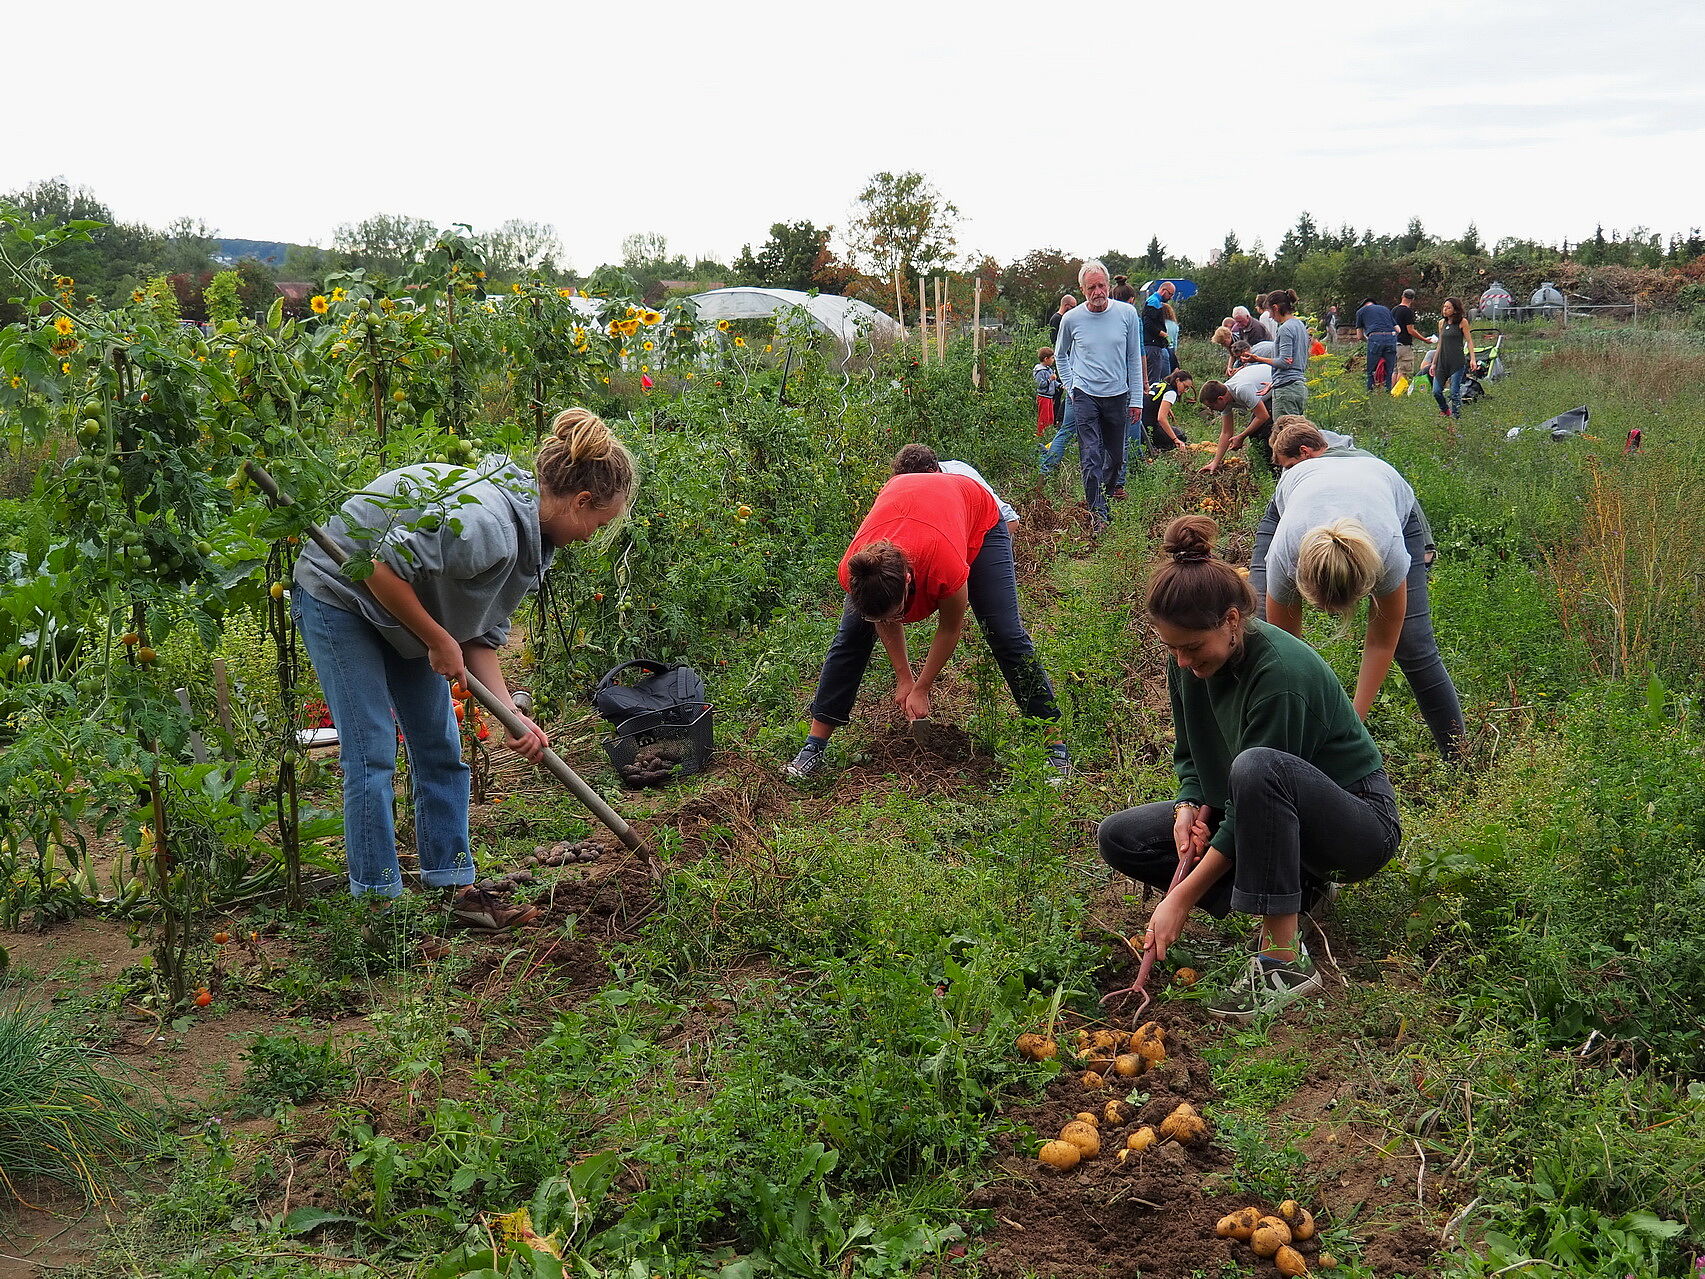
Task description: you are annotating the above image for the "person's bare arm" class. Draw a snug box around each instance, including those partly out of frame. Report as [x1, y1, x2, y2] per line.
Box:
[1204, 410, 1238, 472]
[873, 619, 914, 695]
[1267, 596, 1304, 636]
[1352, 583, 1407, 720]
[463, 643, 549, 760]
[364, 563, 463, 683]
[903, 587, 968, 719]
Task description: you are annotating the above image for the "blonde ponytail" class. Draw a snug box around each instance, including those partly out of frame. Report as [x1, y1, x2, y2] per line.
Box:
[536, 408, 637, 508]
[1295, 517, 1383, 614]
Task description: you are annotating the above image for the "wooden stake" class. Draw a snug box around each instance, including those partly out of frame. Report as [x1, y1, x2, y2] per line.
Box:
[935, 277, 946, 362]
[972, 278, 984, 391]
[918, 277, 929, 365]
[894, 273, 906, 335]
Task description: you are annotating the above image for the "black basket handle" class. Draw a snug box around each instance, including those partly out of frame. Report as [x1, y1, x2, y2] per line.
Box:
[594, 658, 675, 695]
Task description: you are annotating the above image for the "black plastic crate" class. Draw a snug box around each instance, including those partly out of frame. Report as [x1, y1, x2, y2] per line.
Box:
[603, 702, 714, 787]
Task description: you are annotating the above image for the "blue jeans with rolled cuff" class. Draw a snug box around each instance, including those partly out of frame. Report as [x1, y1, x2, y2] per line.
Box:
[1097, 750, 1400, 917]
[292, 588, 475, 897]
[806, 522, 1059, 728]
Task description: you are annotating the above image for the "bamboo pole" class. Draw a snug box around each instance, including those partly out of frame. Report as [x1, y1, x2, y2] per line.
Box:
[935, 277, 946, 362]
[917, 277, 929, 365]
[894, 273, 906, 336]
[971, 278, 984, 392]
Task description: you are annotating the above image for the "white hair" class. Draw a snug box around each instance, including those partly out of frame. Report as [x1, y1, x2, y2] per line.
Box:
[1078, 259, 1110, 287]
[1232, 305, 1251, 321]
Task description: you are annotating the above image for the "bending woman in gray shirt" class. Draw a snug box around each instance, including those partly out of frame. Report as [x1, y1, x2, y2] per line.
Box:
[1248, 419, 1465, 760]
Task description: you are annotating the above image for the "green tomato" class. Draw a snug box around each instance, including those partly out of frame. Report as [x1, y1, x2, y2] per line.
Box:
[133, 553, 153, 570]
[78, 418, 101, 440]
[103, 465, 122, 483]
[121, 530, 142, 547]
[194, 540, 213, 555]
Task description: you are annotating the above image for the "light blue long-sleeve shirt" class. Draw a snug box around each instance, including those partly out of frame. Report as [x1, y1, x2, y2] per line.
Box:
[1055, 298, 1143, 398]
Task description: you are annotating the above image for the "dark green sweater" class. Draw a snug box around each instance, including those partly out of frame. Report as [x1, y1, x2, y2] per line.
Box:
[1170, 620, 1384, 854]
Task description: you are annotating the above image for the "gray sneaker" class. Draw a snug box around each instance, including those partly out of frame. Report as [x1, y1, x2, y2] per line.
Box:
[1045, 743, 1073, 786]
[784, 742, 828, 779]
[1206, 948, 1324, 1024]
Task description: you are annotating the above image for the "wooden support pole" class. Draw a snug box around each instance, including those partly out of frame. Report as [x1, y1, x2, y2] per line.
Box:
[918, 277, 929, 365]
[935, 276, 946, 362]
[971, 278, 984, 392]
[894, 273, 906, 336]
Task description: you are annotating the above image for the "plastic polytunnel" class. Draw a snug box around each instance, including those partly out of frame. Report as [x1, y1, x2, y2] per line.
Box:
[685, 288, 903, 353]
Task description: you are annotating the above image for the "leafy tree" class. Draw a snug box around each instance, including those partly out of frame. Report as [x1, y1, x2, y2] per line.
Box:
[1142, 237, 1166, 273]
[847, 171, 959, 286]
[997, 248, 1082, 325]
[733, 221, 836, 293]
[160, 217, 218, 277]
[1277, 212, 1320, 264]
[232, 258, 278, 317]
[0, 177, 161, 306]
[280, 243, 337, 285]
[332, 213, 435, 278]
[1398, 217, 1429, 254]
[1218, 230, 1242, 260]
[203, 270, 242, 324]
[486, 219, 565, 279]
[1456, 223, 1484, 256]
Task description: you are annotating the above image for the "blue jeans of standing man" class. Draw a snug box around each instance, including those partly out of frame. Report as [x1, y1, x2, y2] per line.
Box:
[1069, 388, 1128, 520]
[1040, 390, 1076, 475]
[293, 588, 476, 897]
[1366, 340, 1397, 390]
[806, 521, 1060, 726]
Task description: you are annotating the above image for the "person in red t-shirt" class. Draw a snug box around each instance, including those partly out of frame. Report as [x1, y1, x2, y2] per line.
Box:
[785, 470, 1069, 780]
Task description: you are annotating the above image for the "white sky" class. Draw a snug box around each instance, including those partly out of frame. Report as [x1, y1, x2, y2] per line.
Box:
[10, 0, 1704, 271]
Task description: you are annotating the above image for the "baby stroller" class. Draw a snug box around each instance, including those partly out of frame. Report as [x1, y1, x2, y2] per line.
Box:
[1460, 329, 1505, 404]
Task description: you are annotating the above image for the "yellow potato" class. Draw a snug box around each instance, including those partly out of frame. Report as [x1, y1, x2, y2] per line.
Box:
[1214, 1214, 1242, 1238]
[1125, 1126, 1157, 1152]
[1293, 1208, 1317, 1241]
[1080, 1071, 1106, 1090]
[1113, 1053, 1144, 1077]
[1250, 1223, 1288, 1258]
[1224, 1207, 1260, 1240]
[1274, 1244, 1309, 1276]
[1091, 1029, 1119, 1051]
[1074, 1111, 1100, 1128]
[1103, 1101, 1129, 1125]
[1259, 1216, 1293, 1244]
[1175, 966, 1198, 987]
[1278, 1200, 1302, 1222]
[1060, 1121, 1100, 1156]
[1318, 1254, 1338, 1270]
[1136, 1038, 1168, 1066]
[1016, 1033, 1042, 1059]
[1158, 1103, 1207, 1143]
[1038, 1140, 1080, 1171]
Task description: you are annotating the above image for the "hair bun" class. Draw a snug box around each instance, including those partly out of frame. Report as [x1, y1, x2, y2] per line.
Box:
[1161, 513, 1219, 563]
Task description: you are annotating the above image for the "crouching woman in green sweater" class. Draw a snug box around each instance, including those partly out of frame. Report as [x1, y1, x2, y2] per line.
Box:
[1098, 515, 1401, 1022]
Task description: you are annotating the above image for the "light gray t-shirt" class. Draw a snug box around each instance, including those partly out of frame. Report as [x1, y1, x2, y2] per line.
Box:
[1272, 316, 1310, 387]
[293, 456, 554, 657]
[1266, 454, 1416, 607]
[1226, 362, 1273, 412]
[940, 460, 1019, 524]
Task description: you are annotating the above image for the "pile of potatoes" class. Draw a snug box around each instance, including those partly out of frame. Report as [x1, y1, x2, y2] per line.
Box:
[1070, 1021, 1168, 1090]
[1215, 1201, 1335, 1274]
[617, 742, 691, 788]
[1035, 1099, 1210, 1173]
[527, 840, 603, 868]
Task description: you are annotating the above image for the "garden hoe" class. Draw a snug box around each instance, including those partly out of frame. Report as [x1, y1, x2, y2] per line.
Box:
[242, 462, 656, 876]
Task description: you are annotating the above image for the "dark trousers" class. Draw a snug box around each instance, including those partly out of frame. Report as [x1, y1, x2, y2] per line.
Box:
[1251, 504, 1466, 759]
[807, 521, 1059, 727]
[1069, 389, 1128, 519]
[1097, 749, 1400, 917]
[1367, 340, 1397, 390]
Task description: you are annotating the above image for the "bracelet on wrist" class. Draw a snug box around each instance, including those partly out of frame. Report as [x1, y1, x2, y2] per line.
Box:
[1174, 801, 1197, 815]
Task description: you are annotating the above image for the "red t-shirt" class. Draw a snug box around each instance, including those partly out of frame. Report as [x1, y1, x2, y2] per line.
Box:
[838, 472, 999, 623]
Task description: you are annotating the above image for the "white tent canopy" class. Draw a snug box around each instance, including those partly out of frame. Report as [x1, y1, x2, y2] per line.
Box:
[685, 287, 902, 351]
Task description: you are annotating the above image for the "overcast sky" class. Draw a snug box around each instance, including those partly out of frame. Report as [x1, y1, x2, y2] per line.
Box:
[10, 0, 1703, 271]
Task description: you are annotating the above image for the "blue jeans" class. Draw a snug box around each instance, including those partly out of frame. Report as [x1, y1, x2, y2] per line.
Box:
[807, 522, 1059, 727]
[292, 588, 475, 897]
[1366, 340, 1397, 390]
[1432, 368, 1466, 415]
[1040, 393, 1076, 474]
[1070, 389, 1129, 519]
[1144, 345, 1171, 381]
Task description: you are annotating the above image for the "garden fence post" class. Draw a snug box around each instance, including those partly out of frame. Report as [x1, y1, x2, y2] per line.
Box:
[917, 278, 929, 365]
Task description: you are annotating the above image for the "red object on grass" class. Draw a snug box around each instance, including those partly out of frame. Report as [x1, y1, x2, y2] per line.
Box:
[1310, 340, 1327, 357]
[640, 374, 654, 389]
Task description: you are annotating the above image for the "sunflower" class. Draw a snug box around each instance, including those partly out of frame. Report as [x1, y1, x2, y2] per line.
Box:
[52, 315, 74, 336]
[380, 298, 396, 311]
[642, 310, 663, 326]
[716, 319, 730, 332]
[310, 296, 329, 314]
[558, 288, 573, 298]
[60, 362, 71, 375]
[619, 348, 630, 358]
[619, 319, 640, 337]
[512, 282, 525, 295]
[8, 375, 23, 388]
[642, 340, 654, 351]
[55, 276, 73, 290]
[734, 336, 746, 347]
[131, 289, 145, 304]
[331, 287, 347, 302]
[608, 321, 622, 336]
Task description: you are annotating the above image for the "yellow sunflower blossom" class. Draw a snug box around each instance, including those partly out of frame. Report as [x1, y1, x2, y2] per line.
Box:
[331, 287, 347, 302]
[55, 276, 73, 290]
[625, 305, 639, 318]
[512, 282, 524, 295]
[642, 340, 654, 352]
[131, 289, 145, 303]
[60, 361, 71, 374]
[642, 310, 663, 326]
[734, 336, 746, 347]
[558, 288, 573, 298]
[716, 319, 730, 332]
[684, 371, 693, 380]
[619, 348, 630, 358]
[607, 321, 622, 336]
[765, 344, 773, 353]
[8, 375, 22, 389]
[380, 298, 396, 311]
[310, 296, 329, 314]
[52, 316, 74, 336]
[476, 270, 486, 279]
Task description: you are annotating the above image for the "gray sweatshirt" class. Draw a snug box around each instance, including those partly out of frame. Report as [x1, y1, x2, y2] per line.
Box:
[1055, 298, 1144, 397]
[1264, 454, 1418, 606]
[293, 456, 554, 657]
[1271, 316, 1311, 387]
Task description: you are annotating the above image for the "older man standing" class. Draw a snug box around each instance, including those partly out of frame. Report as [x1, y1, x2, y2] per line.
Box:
[1054, 260, 1143, 531]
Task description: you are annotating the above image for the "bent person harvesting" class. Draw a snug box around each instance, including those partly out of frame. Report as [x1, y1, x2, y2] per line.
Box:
[1098, 515, 1402, 1022]
[786, 468, 1068, 780]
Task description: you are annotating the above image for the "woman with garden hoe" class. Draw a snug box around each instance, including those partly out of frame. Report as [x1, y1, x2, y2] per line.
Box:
[1098, 516, 1401, 1022]
[292, 409, 635, 929]
[1253, 418, 1466, 760]
[785, 468, 1069, 781]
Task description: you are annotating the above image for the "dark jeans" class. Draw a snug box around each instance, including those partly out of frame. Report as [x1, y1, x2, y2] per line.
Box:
[1097, 750, 1401, 916]
[1367, 340, 1397, 390]
[1252, 503, 1466, 759]
[807, 521, 1059, 727]
[1069, 388, 1128, 519]
[1144, 345, 1171, 381]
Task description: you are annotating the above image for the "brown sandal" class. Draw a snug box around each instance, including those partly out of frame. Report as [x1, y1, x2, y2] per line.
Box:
[449, 887, 542, 933]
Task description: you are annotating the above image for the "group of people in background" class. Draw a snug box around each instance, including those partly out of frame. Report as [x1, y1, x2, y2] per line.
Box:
[1353, 290, 1483, 416]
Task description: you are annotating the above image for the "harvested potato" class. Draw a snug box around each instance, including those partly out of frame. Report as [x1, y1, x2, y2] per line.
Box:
[1292, 1208, 1317, 1241]
[1136, 1038, 1168, 1066]
[1080, 1071, 1105, 1090]
[1250, 1217, 1293, 1257]
[1214, 1214, 1241, 1239]
[1074, 1111, 1100, 1128]
[1259, 1216, 1294, 1244]
[1318, 1254, 1337, 1270]
[1038, 1140, 1081, 1171]
[1278, 1200, 1302, 1223]
[1175, 966, 1198, 987]
[1091, 1029, 1119, 1051]
[1016, 1033, 1043, 1059]
[1158, 1102, 1208, 1143]
[1133, 1020, 1166, 1044]
[1221, 1206, 1260, 1241]
[1274, 1244, 1309, 1276]
[1030, 1037, 1057, 1061]
[1075, 1029, 1090, 1049]
[1102, 1100, 1129, 1125]
[1060, 1121, 1100, 1156]
[1113, 1053, 1143, 1077]
[1125, 1126, 1158, 1153]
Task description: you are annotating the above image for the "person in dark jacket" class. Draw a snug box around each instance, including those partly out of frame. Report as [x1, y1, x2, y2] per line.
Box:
[1097, 514, 1401, 1023]
[1354, 298, 1399, 390]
